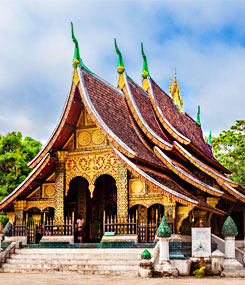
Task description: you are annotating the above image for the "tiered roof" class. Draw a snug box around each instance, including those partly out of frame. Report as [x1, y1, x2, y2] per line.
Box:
[1, 26, 244, 212]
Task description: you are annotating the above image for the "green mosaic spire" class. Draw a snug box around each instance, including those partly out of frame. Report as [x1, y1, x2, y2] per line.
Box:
[157, 216, 172, 238]
[221, 216, 238, 237]
[114, 38, 125, 74]
[208, 131, 212, 147]
[141, 43, 150, 79]
[196, 105, 201, 126]
[71, 22, 91, 72]
[141, 249, 151, 259]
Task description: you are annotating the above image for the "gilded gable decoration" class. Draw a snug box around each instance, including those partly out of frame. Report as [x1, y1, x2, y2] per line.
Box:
[42, 183, 55, 198]
[76, 128, 106, 148]
[169, 68, 184, 113]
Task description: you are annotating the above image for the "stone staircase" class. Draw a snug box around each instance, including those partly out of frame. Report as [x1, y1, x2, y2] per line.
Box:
[0, 248, 150, 276]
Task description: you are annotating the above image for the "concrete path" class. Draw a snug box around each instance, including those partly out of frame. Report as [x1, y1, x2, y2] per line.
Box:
[0, 274, 244, 285]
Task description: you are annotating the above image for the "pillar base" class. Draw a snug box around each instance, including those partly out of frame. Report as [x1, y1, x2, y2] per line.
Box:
[154, 261, 178, 277]
[223, 258, 243, 271]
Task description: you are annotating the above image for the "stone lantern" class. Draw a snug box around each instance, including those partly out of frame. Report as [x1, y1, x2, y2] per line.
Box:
[154, 216, 178, 277]
[221, 216, 243, 271]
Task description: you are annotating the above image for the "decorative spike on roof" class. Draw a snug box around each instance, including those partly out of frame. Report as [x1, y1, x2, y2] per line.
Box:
[169, 68, 184, 113]
[114, 38, 125, 74]
[208, 131, 212, 147]
[71, 22, 91, 72]
[141, 43, 150, 79]
[196, 105, 201, 126]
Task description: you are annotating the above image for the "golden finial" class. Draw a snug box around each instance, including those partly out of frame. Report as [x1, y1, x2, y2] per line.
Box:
[169, 76, 172, 95]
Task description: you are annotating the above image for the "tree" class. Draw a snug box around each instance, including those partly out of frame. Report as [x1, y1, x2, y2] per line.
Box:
[212, 120, 245, 187]
[0, 132, 42, 201]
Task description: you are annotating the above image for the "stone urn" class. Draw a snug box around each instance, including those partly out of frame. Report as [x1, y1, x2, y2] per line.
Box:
[221, 216, 243, 271]
[154, 216, 178, 277]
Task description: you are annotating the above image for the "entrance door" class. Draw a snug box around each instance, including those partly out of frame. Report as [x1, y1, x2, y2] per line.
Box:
[86, 175, 117, 242]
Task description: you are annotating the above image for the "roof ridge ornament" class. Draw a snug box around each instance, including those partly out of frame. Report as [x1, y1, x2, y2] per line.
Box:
[141, 43, 150, 79]
[208, 131, 212, 147]
[71, 22, 91, 72]
[169, 68, 184, 113]
[196, 105, 201, 126]
[114, 38, 125, 74]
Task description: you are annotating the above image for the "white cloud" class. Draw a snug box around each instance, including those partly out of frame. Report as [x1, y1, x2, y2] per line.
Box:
[0, 0, 244, 144]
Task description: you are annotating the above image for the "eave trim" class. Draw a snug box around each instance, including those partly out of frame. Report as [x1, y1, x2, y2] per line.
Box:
[147, 77, 191, 145]
[113, 147, 198, 206]
[174, 141, 238, 188]
[154, 146, 224, 197]
[123, 74, 173, 151]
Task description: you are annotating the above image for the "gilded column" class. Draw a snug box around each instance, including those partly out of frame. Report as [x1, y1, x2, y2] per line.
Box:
[14, 200, 26, 223]
[54, 151, 67, 225]
[117, 163, 128, 221]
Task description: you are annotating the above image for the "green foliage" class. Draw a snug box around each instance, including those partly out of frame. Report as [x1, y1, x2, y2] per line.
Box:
[141, 249, 151, 260]
[157, 216, 172, 238]
[0, 132, 42, 201]
[0, 215, 9, 228]
[212, 120, 245, 187]
[221, 216, 238, 237]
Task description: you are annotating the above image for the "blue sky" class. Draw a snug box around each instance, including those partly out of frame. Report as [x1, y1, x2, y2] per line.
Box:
[0, 0, 244, 144]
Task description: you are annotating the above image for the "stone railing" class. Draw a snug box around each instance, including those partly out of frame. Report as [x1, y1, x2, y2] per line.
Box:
[0, 242, 16, 267]
[212, 234, 245, 265]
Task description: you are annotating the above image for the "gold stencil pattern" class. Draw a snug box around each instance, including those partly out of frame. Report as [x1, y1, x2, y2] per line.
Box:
[129, 179, 144, 195]
[43, 183, 55, 198]
[66, 151, 118, 197]
[76, 128, 106, 148]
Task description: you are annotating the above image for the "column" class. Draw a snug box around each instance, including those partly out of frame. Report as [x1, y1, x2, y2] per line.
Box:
[14, 200, 26, 224]
[116, 163, 128, 221]
[54, 151, 67, 225]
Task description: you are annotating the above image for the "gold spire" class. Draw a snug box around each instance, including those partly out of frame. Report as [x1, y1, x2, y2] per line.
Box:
[169, 68, 184, 113]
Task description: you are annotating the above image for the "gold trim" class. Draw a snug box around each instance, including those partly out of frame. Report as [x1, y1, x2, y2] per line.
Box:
[73, 69, 79, 86]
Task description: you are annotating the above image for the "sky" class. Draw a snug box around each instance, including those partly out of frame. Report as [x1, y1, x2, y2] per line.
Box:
[0, 0, 244, 145]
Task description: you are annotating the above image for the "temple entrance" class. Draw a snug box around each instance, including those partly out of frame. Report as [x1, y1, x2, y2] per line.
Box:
[65, 174, 117, 242]
[87, 175, 117, 242]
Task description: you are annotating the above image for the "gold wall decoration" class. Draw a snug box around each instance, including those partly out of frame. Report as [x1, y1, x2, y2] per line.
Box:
[85, 110, 95, 126]
[43, 183, 55, 198]
[46, 172, 55, 182]
[7, 212, 15, 224]
[117, 163, 128, 220]
[176, 206, 193, 233]
[25, 200, 55, 211]
[14, 200, 27, 211]
[62, 134, 74, 150]
[54, 161, 65, 225]
[27, 187, 40, 199]
[76, 128, 106, 149]
[129, 178, 145, 195]
[164, 204, 176, 223]
[129, 195, 175, 209]
[206, 197, 220, 226]
[66, 150, 118, 198]
[73, 69, 79, 86]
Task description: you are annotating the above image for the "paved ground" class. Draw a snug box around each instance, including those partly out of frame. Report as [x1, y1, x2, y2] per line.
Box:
[0, 274, 244, 285]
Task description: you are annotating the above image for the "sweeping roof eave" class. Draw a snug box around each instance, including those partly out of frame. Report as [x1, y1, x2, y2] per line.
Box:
[28, 79, 82, 169]
[113, 148, 226, 215]
[122, 73, 173, 151]
[0, 154, 55, 210]
[146, 77, 231, 174]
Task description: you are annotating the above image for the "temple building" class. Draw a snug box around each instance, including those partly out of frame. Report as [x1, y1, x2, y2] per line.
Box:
[1, 25, 244, 243]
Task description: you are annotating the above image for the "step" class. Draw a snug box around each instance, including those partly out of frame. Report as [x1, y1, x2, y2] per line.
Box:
[15, 248, 146, 255]
[11, 253, 141, 260]
[0, 264, 139, 276]
[7, 258, 140, 266]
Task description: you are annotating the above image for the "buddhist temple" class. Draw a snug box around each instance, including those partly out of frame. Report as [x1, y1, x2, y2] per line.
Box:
[1, 24, 244, 244]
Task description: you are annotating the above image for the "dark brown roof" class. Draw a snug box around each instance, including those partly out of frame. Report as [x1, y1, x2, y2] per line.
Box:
[149, 79, 216, 159]
[126, 76, 172, 146]
[81, 70, 166, 167]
